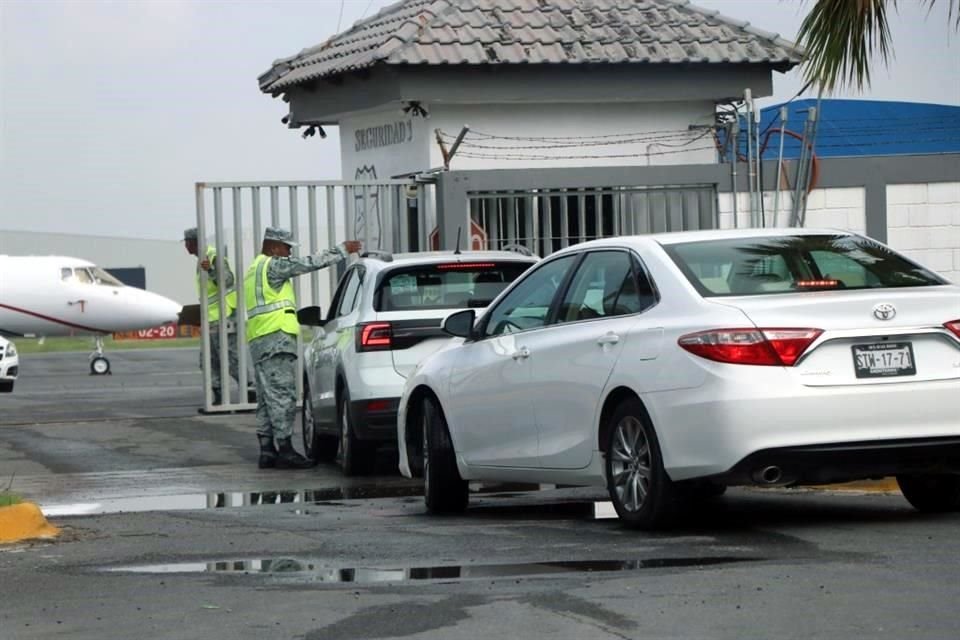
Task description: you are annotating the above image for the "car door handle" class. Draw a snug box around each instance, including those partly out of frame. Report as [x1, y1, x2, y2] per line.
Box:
[597, 333, 621, 346]
[512, 347, 531, 360]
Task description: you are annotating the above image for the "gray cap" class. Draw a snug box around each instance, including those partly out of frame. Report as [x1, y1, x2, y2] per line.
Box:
[183, 227, 198, 241]
[264, 226, 298, 247]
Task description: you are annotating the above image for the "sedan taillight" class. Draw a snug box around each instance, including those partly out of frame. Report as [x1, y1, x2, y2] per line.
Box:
[946, 320, 960, 339]
[357, 322, 393, 352]
[678, 328, 823, 366]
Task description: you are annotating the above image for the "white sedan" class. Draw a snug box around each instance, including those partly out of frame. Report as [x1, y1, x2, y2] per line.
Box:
[397, 229, 960, 529]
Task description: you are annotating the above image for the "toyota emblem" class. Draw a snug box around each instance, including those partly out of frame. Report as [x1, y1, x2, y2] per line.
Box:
[873, 303, 897, 321]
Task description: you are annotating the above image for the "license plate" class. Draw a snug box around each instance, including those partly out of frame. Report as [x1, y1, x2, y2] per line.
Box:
[852, 342, 916, 378]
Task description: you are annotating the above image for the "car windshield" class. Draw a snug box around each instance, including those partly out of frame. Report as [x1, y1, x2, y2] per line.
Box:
[663, 234, 947, 297]
[375, 261, 532, 311]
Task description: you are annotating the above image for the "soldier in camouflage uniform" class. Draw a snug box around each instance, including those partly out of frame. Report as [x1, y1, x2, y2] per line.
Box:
[244, 227, 361, 469]
[184, 227, 242, 406]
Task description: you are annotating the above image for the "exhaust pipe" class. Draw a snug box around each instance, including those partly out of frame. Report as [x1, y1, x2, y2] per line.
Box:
[753, 465, 783, 485]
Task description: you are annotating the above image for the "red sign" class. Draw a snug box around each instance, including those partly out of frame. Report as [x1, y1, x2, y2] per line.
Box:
[113, 323, 198, 341]
[429, 221, 488, 251]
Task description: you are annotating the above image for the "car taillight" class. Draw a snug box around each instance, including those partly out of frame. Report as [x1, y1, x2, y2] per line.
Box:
[946, 320, 960, 339]
[357, 322, 392, 352]
[678, 328, 823, 366]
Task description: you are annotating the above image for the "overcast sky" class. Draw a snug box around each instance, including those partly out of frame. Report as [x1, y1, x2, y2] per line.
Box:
[1, 0, 957, 240]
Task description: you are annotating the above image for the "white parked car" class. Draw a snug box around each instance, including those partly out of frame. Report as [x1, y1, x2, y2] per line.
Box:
[398, 229, 960, 528]
[299, 249, 538, 475]
[0, 335, 19, 392]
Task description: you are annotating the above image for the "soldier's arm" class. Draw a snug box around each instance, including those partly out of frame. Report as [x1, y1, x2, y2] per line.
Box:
[266, 245, 348, 290]
[209, 256, 235, 290]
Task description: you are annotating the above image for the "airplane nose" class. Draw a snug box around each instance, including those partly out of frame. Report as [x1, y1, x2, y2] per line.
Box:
[143, 292, 183, 326]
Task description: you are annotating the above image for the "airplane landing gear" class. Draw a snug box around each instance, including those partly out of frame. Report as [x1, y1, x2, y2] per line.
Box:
[90, 337, 111, 375]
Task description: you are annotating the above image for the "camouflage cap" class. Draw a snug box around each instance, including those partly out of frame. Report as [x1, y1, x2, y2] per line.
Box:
[263, 226, 298, 247]
[183, 227, 198, 241]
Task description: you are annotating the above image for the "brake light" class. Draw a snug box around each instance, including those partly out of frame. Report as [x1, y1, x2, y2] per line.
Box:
[436, 263, 496, 270]
[795, 279, 840, 289]
[946, 320, 960, 339]
[678, 328, 823, 366]
[357, 322, 392, 351]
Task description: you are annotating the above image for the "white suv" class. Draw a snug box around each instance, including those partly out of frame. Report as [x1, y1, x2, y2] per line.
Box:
[0, 336, 19, 393]
[299, 249, 538, 475]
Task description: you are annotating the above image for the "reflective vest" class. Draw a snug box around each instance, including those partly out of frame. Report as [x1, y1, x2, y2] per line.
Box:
[244, 254, 299, 342]
[196, 246, 237, 323]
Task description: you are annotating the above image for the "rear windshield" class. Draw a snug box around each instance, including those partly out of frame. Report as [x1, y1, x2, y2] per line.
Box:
[663, 234, 947, 297]
[375, 261, 532, 311]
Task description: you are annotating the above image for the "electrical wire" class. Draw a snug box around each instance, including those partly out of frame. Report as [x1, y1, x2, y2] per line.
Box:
[336, 0, 345, 33]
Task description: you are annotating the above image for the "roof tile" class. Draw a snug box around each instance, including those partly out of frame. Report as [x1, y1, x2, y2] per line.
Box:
[259, 0, 803, 93]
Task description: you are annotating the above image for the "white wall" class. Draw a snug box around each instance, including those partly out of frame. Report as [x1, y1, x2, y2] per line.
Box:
[887, 182, 960, 283]
[718, 187, 867, 234]
[427, 102, 717, 170]
[0, 230, 195, 304]
[339, 101, 717, 179]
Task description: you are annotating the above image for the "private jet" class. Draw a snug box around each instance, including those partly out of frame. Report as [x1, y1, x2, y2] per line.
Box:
[0, 255, 183, 375]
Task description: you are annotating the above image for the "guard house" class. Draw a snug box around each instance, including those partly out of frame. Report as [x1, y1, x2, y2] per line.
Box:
[259, 0, 802, 182]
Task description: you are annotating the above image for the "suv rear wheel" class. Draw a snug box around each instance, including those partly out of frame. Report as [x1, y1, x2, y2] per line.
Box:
[337, 387, 374, 476]
[301, 379, 337, 463]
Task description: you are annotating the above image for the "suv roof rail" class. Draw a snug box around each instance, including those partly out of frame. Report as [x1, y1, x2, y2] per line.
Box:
[502, 243, 534, 257]
[361, 250, 393, 262]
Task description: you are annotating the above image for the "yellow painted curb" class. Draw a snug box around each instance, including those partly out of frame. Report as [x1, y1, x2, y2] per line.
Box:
[0, 502, 61, 543]
[813, 478, 901, 493]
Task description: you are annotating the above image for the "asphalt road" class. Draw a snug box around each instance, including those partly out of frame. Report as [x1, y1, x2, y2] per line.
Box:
[1, 349, 959, 640]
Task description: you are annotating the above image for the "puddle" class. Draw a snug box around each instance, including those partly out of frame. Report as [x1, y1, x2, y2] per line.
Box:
[41, 485, 423, 517]
[105, 556, 758, 581]
[40, 482, 582, 517]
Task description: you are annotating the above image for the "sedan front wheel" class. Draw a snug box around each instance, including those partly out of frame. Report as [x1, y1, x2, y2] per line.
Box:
[605, 398, 676, 530]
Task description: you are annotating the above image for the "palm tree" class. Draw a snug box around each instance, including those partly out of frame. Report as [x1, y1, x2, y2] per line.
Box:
[796, 0, 960, 91]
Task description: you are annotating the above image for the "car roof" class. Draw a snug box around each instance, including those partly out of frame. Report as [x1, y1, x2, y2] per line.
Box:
[550, 228, 858, 253]
[360, 250, 539, 268]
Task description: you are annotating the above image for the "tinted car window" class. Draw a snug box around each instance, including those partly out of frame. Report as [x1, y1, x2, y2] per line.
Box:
[336, 269, 362, 317]
[663, 234, 947, 297]
[483, 255, 577, 337]
[376, 262, 531, 312]
[558, 251, 653, 322]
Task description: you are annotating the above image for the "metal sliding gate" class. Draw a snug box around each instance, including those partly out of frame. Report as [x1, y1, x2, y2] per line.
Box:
[194, 179, 430, 413]
[466, 184, 717, 257]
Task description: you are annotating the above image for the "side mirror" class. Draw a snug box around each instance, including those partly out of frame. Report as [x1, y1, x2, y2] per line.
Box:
[297, 306, 325, 327]
[443, 309, 476, 339]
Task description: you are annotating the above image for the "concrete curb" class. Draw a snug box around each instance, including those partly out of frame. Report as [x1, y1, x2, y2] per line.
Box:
[0, 502, 61, 543]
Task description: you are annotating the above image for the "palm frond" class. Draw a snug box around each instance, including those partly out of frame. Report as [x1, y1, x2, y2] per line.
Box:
[797, 0, 959, 93]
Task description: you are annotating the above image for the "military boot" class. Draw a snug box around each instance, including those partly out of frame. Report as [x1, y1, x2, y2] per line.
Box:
[275, 438, 314, 469]
[258, 435, 278, 469]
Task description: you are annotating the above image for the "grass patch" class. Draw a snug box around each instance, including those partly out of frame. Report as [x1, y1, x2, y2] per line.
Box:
[14, 337, 200, 354]
[0, 492, 21, 507]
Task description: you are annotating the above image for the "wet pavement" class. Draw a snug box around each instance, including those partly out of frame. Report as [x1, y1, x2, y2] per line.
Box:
[2, 349, 960, 639]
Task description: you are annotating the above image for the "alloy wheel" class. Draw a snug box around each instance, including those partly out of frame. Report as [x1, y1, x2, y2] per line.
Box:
[609, 415, 652, 513]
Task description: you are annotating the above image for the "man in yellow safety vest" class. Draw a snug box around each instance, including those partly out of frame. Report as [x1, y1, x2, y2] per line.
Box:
[244, 227, 361, 469]
[184, 227, 241, 406]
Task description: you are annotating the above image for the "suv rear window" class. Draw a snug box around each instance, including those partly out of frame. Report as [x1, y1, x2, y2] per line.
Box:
[663, 234, 947, 297]
[375, 261, 532, 311]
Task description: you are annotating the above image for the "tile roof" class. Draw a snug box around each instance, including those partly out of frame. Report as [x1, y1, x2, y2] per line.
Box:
[259, 0, 803, 94]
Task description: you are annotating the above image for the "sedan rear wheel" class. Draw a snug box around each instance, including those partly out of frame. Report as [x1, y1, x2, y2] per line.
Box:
[897, 474, 960, 512]
[605, 398, 676, 529]
[423, 396, 468, 514]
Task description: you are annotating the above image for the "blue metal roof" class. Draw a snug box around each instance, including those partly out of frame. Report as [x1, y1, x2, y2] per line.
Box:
[729, 99, 960, 160]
